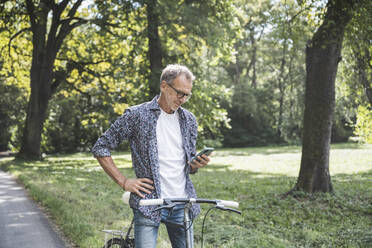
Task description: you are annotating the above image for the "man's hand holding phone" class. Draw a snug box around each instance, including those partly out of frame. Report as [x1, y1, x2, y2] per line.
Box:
[189, 147, 214, 172]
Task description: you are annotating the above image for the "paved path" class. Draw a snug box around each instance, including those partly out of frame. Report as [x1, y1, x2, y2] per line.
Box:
[0, 170, 67, 248]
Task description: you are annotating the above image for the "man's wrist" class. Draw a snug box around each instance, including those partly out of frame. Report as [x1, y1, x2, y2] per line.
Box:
[190, 164, 198, 174]
[119, 177, 127, 190]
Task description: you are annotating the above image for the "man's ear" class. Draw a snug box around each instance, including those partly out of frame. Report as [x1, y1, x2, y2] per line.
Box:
[160, 80, 167, 92]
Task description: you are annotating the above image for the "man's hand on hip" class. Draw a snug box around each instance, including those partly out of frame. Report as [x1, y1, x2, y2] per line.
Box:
[124, 178, 154, 198]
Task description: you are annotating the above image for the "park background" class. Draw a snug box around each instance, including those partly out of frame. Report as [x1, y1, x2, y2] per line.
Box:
[0, 0, 371, 247]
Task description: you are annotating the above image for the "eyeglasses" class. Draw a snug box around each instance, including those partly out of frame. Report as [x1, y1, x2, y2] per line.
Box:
[167, 84, 192, 102]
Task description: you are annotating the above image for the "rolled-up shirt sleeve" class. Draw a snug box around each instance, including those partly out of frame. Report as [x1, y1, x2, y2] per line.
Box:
[91, 109, 135, 157]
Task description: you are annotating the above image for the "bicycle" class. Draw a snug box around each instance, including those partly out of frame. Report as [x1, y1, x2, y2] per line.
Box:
[101, 192, 241, 248]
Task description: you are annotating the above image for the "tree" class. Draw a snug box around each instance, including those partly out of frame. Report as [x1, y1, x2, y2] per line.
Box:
[146, 0, 235, 142]
[1, 0, 234, 155]
[2, 0, 130, 159]
[293, 0, 356, 193]
[223, 0, 312, 146]
[146, 0, 163, 97]
[2, 0, 89, 159]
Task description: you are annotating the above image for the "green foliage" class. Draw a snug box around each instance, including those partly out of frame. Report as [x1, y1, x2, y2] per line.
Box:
[154, 0, 236, 146]
[0, 0, 237, 153]
[0, 4, 31, 152]
[0, 82, 27, 151]
[0, 0, 370, 153]
[221, 0, 314, 146]
[337, 0, 372, 143]
[0, 30, 28, 151]
[354, 105, 372, 143]
[1, 143, 371, 247]
[224, 86, 280, 146]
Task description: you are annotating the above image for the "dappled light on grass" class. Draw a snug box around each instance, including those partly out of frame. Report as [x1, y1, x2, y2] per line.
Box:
[0, 143, 371, 247]
[212, 144, 372, 176]
[76, 177, 89, 181]
[211, 152, 301, 176]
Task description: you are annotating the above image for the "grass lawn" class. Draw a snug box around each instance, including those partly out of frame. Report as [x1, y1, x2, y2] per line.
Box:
[1, 143, 371, 247]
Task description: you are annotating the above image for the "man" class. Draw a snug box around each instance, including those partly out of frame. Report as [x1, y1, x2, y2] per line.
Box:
[92, 64, 210, 248]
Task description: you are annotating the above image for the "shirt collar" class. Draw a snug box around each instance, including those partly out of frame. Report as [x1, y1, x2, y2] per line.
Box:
[148, 95, 160, 110]
[148, 95, 186, 120]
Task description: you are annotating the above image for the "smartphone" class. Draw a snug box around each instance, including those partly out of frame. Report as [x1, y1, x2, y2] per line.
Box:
[190, 147, 214, 163]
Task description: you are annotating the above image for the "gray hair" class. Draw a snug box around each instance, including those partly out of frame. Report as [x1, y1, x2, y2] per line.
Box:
[160, 64, 195, 85]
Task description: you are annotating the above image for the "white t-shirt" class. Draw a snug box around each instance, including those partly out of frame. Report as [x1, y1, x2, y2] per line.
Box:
[156, 108, 187, 199]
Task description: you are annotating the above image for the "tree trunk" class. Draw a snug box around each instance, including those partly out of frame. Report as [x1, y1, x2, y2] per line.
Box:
[19, 0, 84, 159]
[248, 29, 257, 88]
[19, 30, 56, 159]
[19, 2, 51, 159]
[277, 45, 287, 138]
[146, 0, 163, 98]
[20, 78, 51, 159]
[294, 0, 355, 193]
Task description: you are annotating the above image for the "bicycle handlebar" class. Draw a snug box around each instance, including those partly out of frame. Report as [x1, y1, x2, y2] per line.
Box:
[122, 192, 239, 209]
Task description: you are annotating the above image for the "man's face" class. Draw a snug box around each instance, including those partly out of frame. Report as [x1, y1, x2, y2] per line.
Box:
[160, 74, 192, 113]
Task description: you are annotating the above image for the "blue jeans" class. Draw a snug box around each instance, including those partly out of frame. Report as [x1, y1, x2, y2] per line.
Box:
[133, 204, 193, 248]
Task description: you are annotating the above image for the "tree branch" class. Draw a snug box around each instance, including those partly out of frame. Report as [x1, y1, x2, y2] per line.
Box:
[51, 0, 84, 52]
[7, 27, 31, 75]
[288, 4, 314, 24]
[8, 27, 31, 57]
[25, 0, 37, 27]
[68, 0, 83, 18]
[57, 58, 110, 66]
[56, 0, 70, 13]
[55, 57, 117, 82]
[51, 69, 68, 96]
[55, 19, 86, 53]
[65, 78, 90, 96]
[60, 16, 124, 37]
[42, 0, 57, 10]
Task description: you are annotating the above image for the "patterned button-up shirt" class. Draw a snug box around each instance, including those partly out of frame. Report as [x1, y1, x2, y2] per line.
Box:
[92, 96, 200, 223]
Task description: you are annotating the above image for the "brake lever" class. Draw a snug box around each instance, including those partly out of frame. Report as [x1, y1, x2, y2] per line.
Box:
[216, 205, 242, 215]
[155, 205, 173, 211]
[154, 199, 176, 216]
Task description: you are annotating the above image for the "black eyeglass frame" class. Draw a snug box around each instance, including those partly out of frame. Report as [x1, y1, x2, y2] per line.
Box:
[167, 83, 192, 101]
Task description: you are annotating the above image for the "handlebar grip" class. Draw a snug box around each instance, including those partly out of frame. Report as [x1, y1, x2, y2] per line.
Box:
[122, 191, 131, 205]
[122, 192, 164, 206]
[139, 198, 164, 206]
[219, 200, 239, 208]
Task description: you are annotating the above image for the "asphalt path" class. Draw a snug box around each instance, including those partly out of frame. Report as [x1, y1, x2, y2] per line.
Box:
[0, 170, 67, 248]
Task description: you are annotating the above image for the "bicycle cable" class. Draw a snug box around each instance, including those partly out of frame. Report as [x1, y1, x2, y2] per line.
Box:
[200, 206, 217, 248]
[185, 207, 194, 231]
